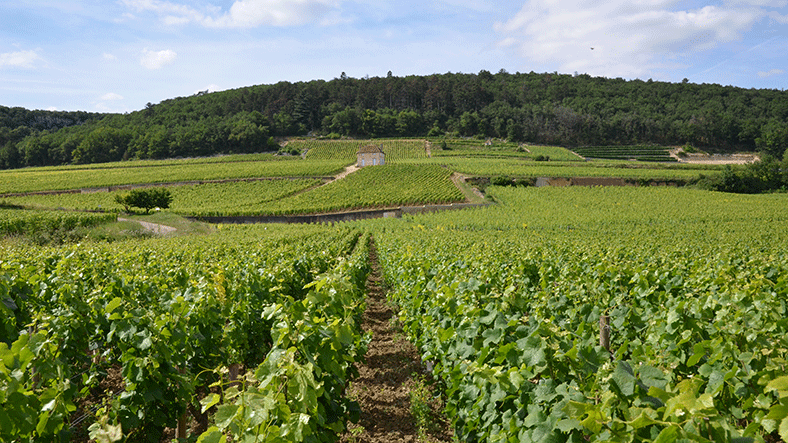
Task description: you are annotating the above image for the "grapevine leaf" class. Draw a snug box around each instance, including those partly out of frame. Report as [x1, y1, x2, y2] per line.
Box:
[41, 398, 57, 412]
[639, 364, 669, 390]
[686, 351, 704, 367]
[653, 424, 679, 443]
[556, 418, 580, 433]
[201, 393, 221, 413]
[765, 404, 788, 421]
[215, 404, 239, 430]
[611, 361, 636, 397]
[517, 335, 546, 368]
[629, 410, 658, 429]
[767, 376, 788, 398]
[705, 370, 725, 396]
[780, 417, 788, 443]
[196, 427, 226, 443]
[508, 368, 524, 390]
[105, 297, 122, 315]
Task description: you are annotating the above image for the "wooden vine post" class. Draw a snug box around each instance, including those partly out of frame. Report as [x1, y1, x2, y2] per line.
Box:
[176, 413, 187, 440]
[599, 315, 611, 355]
[229, 363, 241, 388]
[176, 367, 188, 440]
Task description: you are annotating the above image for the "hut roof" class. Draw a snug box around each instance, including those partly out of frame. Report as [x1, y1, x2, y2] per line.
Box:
[357, 144, 384, 154]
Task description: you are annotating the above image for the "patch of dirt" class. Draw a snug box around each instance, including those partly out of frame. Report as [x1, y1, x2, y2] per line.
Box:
[118, 217, 177, 235]
[342, 240, 452, 443]
[333, 164, 360, 182]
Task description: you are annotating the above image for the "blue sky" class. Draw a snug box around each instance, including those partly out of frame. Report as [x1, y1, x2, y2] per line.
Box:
[1, 0, 787, 112]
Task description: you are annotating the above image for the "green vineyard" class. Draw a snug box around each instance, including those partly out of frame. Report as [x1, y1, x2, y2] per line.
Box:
[362, 186, 788, 442]
[0, 157, 346, 195]
[0, 208, 115, 237]
[254, 164, 464, 215]
[1, 225, 371, 442]
[300, 139, 429, 163]
[572, 145, 677, 162]
[1, 137, 786, 443]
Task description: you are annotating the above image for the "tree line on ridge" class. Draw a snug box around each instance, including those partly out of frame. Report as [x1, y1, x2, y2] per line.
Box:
[1, 70, 787, 170]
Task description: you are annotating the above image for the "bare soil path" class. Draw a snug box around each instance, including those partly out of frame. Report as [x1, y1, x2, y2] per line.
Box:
[451, 173, 486, 203]
[342, 240, 452, 443]
[117, 217, 177, 235]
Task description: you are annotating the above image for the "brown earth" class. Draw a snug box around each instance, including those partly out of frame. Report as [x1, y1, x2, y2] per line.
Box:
[342, 240, 453, 443]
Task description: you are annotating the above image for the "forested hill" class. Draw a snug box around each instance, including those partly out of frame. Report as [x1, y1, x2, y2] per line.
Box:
[2, 70, 788, 169]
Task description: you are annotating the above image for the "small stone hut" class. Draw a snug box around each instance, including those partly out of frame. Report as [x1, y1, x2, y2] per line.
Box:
[357, 144, 385, 167]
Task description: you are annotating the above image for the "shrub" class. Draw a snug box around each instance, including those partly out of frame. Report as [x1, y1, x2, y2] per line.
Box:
[490, 176, 513, 186]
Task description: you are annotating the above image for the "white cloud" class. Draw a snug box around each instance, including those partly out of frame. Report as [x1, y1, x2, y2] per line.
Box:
[140, 48, 177, 69]
[121, 0, 344, 28]
[758, 68, 784, 77]
[121, 0, 214, 22]
[103, 52, 117, 61]
[494, 1, 775, 79]
[196, 84, 222, 94]
[101, 92, 124, 100]
[0, 50, 43, 69]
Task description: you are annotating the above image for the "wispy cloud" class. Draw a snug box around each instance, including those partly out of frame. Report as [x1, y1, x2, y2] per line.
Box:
[101, 92, 124, 100]
[494, 1, 778, 79]
[140, 49, 177, 69]
[121, 0, 345, 28]
[0, 50, 43, 69]
[758, 68, 784, 78]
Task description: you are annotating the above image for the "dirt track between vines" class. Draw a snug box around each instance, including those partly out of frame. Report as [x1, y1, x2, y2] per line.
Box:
[341, 240, 452, 443]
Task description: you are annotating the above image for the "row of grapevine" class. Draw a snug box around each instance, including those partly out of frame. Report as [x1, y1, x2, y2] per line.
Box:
[365, 186, 788, 442]
[0, 208, 115, 236]
[0, 224, 370, 442]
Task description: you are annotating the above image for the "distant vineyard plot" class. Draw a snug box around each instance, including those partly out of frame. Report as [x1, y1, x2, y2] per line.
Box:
[0, 156, 346, 195]
[572, 145, 677, 162]
[252, 164, 464, 215]
[432, 140, 582, 162]
[300, 139, 428, 163]
[3, 179, 324, 216]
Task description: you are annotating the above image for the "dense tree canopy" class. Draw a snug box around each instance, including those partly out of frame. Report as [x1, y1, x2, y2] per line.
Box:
[2, 71, 787, 169]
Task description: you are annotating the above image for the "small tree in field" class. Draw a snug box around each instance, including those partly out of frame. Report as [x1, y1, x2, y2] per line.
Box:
[115, 188, 173, 214]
